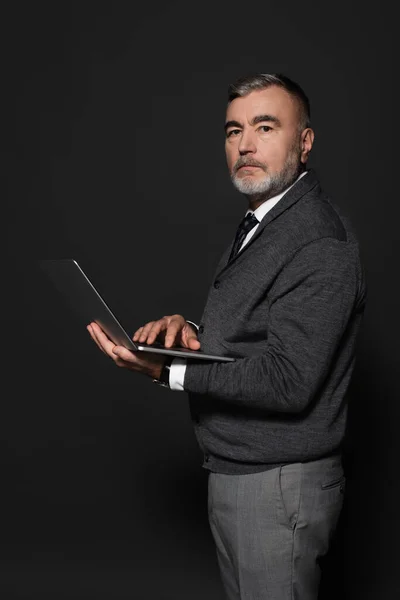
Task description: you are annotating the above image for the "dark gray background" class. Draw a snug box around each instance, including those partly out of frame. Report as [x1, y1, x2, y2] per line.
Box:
[2, 1, 398, 598]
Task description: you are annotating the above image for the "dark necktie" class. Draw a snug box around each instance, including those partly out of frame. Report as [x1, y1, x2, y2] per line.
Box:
[228, 212, 259, 262]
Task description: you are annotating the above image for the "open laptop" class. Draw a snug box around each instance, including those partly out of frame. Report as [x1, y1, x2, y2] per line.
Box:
[39, 259, 235, 362]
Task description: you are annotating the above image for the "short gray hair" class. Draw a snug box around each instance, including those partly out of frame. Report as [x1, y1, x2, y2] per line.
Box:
[228, 73, 311, 130]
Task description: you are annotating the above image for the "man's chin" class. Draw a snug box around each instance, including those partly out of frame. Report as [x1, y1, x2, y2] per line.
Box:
[232, 175, 272, 196]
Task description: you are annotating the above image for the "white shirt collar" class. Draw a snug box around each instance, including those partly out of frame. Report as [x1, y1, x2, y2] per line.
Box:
[247, 170, 308, 222]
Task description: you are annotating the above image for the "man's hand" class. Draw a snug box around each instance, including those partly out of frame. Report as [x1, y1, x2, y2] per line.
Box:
[133, 314, 201, 350]
[87, 322, 166, 380]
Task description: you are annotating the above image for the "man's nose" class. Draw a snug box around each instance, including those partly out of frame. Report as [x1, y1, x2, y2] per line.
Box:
[238, 130, 257, 154]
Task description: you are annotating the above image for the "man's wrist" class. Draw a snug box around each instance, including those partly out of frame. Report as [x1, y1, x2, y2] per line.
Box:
[152, 356, 173, 387]
[186, 320, 199, 332]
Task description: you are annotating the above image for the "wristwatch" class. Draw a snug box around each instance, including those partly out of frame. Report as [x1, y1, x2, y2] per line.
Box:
[152, 356, 174, 388]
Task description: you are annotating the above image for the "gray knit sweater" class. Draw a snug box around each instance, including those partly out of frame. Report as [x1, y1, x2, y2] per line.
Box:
[184, 170, 367, 474]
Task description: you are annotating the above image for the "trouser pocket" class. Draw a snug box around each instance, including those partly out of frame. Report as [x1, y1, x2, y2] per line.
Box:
[276, 463, 302, 530]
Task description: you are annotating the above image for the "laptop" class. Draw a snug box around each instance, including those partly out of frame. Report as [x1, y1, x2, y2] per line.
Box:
[39, 259, 235, 362]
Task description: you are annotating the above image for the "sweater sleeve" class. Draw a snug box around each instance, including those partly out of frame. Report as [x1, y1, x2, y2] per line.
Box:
[183, 237, 364, 413]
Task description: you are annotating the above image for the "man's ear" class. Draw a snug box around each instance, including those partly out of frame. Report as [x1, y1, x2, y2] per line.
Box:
[300, 128, 315, 164]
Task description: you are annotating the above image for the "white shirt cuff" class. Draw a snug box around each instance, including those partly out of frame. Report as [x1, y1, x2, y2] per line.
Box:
[169, 358, 187, 391]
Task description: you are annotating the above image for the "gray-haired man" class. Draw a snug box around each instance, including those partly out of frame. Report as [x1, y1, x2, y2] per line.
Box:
[88, 73, 366, 599]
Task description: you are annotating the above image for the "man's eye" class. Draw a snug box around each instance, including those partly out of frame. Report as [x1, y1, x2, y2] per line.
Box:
[227, 129, 241, 138]
[259, 125, 272, 133]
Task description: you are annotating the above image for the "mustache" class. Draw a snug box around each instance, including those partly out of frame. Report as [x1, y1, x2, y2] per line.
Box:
[233, 157, 267, 173]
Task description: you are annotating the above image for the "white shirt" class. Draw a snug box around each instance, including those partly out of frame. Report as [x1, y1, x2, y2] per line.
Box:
[169, 171, 308, 391]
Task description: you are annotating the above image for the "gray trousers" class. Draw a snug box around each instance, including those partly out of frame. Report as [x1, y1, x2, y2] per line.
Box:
[207, 456, 344, 600]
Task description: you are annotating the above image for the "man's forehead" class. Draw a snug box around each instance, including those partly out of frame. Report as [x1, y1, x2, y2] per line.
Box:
[225, 87, 297, 123]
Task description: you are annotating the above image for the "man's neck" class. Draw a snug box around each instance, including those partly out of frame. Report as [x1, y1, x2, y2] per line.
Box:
[247, 169, 307, 212]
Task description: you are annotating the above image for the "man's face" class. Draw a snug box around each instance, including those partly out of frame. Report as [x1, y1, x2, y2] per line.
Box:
[225, 86, 313, 201]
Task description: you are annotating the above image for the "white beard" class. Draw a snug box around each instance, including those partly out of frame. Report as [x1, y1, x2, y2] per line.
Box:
[232, 149, 302, 199]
